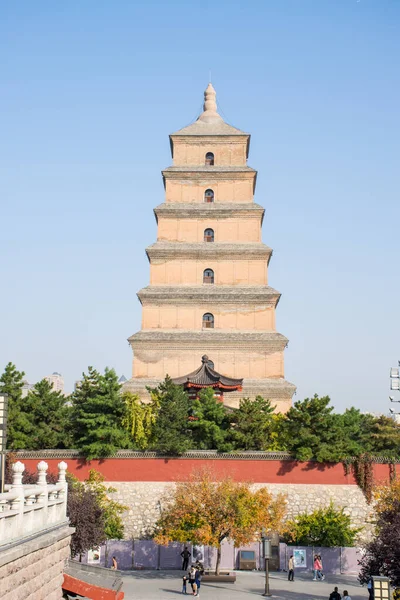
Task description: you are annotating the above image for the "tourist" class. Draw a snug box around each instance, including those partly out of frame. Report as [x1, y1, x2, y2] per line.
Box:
[288, 555, 294, 581]
[181, 546, 191, 571]
[329, 586, 341, 600]
[313, 554, 322, 580]
[188, 567, 197, 595]
[194, 567, 202, 597]
[343, 590, 351, 600]
[182, 574, 188, 594]
[319, 555, 326, 580]
[367, 579, 374, 600]
[111, 556, 118, 570]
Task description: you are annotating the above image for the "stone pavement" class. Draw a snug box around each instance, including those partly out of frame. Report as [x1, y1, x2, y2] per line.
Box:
[121, 570, 369, 600]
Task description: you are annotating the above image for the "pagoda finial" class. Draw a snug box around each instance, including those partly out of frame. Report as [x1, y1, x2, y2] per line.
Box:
[198, 83, 222, 123]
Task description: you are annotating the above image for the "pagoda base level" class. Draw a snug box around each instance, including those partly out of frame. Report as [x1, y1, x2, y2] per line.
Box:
[122, 377, 296, 411]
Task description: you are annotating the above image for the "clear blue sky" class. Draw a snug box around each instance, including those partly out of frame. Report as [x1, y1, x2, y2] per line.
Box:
[1, 1, 399, 412]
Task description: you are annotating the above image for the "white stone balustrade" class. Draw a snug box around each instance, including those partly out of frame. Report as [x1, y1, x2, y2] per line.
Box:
[0, 460, 69, 547]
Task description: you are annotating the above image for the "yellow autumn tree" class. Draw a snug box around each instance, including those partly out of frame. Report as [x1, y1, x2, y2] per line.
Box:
[122, 392, 156, 450]
[373, 479, 400, 517]
[154, 469, 287, 574]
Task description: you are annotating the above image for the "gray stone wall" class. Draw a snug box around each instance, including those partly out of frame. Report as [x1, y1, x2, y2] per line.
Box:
[0, 524, 73, 600]
[109, 481, 373, 542]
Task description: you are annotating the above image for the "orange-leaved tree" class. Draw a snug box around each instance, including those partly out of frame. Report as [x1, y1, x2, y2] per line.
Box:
[153, 469, 287, 575]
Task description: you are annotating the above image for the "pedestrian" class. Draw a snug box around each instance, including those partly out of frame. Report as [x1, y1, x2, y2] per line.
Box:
[188, 567, 197, 596]
[182, 574, 188, 594]
[329, 586, 341, 600]
[319, 555, 326, 581]
[288, 555, 294, 581]
[313, 554, 322, 580]
[367, 579, 374, 600]
[343, 590, 351, 600]
[181, 546, 191, 571]
[195, 567, 202, 597]
[111, 556, 118, 570]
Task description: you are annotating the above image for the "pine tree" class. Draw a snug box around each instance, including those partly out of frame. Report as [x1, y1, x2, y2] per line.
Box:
[281, 395, 343, 462]
[368, 415, 400, 458]
[188, 388, 232, 451]
[0, 362, 31, 449]
[148, 377, 191, 455]
[24, 379, 72, 449]
[70, 366, 129, 459]
[230, 395, 276, 450]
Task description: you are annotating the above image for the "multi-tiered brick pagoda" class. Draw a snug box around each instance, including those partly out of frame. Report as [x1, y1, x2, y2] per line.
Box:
[126, 83, 296, 410]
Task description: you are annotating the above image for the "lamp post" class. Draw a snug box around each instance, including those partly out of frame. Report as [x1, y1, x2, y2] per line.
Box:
[0, 393, 9, 493]
[261, 533, 272, 597]
[389, 364, 400, 423]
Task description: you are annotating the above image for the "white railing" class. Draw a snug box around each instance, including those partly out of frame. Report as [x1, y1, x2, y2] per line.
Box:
[0, 460, 68, 547]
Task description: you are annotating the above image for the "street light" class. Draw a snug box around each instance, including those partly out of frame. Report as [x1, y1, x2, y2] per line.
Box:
[390, 366, 400, 391]
[0, 393, 9, 493]
[261, 533, 272, 597]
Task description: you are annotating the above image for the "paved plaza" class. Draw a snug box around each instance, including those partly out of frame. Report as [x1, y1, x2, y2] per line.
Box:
[121, 570, 369, 600]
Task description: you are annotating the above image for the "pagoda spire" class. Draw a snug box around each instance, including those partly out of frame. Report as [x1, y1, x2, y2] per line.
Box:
[198, 83, 223, 123]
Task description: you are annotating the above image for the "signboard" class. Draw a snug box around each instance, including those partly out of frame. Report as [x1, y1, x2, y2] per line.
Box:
[293, 549, 307, 568]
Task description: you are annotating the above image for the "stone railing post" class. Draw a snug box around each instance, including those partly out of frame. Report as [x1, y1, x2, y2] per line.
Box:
[37, 461, 48, 505]
[10, 461, 25, 529]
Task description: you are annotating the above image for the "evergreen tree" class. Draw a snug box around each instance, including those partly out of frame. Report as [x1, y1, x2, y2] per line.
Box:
[281, 395, 343, 462]
[148, 377, 191, 455]
[70, 366, 129, 459]
[230, 396, 276, 450]
[24, 379, 72, 449]
[368, 415, 400, 457]
[188, 388, 232, 451]
[0, 362, 31, 449]
[337, 407, 375, 457]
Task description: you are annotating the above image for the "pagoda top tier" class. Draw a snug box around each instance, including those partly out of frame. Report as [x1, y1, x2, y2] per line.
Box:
[171, 83, 248, 137]
[171, 355, 243, 392]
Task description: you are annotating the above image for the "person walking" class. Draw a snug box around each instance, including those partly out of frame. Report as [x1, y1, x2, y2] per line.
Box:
[188, 567, 197, 596]
[111, 556, 118, 570]
[194, 567, 202, 597]
[343, 590, 352, 600]
[329, 586, 341, 600]
[181, 546, 191, 571]
[367, 579, 374, 600]
[313, 554, 322, 580]
[288, 555, 295, 581]
[319, 555, 326, 581]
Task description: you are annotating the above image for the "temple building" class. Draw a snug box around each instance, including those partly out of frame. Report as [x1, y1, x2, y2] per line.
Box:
[125, 83, 296, 411]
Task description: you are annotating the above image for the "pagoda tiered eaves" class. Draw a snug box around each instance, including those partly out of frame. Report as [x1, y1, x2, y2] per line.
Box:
[137, 285, 281, 306]
[145, 242, 272, 261]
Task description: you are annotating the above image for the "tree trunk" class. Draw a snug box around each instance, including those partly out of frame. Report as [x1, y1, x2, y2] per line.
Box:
[215, 544, 221, 575]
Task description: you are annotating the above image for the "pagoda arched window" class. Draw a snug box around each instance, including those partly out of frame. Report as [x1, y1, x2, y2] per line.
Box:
[205, 152, 214, 166]
[204, 189, 214, 203]
[204, 228, 214, 242]
[202, 313, 214, 328]
[203, 269, 214, 284]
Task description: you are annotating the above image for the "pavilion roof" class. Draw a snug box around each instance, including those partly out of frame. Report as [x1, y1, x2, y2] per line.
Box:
[172, 355, 243, 392]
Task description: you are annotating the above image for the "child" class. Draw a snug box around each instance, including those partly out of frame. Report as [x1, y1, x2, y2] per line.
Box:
[182, 574, 188, 594]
